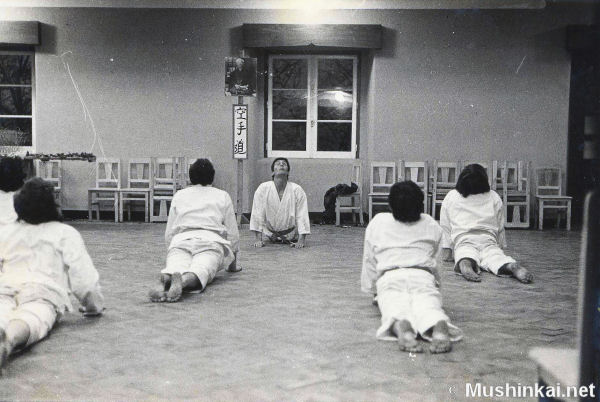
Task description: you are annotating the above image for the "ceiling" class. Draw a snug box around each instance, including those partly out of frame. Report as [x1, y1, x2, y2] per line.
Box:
[0, 0, 548, 9]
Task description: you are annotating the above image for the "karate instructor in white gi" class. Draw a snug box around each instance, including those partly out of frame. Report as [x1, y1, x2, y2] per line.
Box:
[249, 158, 310, 248]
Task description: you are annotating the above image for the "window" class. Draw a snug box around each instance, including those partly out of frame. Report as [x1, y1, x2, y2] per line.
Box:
[267, 54, 357, 158]
[0, 51, 34, 150]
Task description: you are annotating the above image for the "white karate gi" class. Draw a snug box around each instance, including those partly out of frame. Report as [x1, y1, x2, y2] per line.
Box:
[0, 221, 102, 346]
[249, 181, 310, 241]
[440, 189, 515, 275]
[163, 185, 239, 290]
[361, 213, 462, 342]
[0, 190, 17, 226]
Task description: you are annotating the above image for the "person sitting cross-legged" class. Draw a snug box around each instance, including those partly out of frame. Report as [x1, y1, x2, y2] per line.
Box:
[149, 158, 241, 303]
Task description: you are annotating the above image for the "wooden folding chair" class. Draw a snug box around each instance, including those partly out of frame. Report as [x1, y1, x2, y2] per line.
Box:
[150, 157, 179, 222]
[88, 158, 121, 222]
[430, 160, 458, 219]
[368, 162, 396, 221]
[120, 158, 151, 222]
[335, 162, 364, 226]
[36, 160, 62, 206]
[535, 166, 572, 230]
[398, 160, 429, 216]
[495, 161, 531, 228]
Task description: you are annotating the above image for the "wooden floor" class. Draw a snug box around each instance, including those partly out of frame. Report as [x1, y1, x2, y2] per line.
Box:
[0, 222, 580, 401]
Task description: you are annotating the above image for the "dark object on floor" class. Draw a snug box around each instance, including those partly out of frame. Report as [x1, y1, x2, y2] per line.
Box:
[321, 182, 358, 224]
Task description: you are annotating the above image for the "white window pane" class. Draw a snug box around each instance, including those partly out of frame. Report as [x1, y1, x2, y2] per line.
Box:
[317, 90, 352, 120]
[318, 58, 353, 90]
[272, 122, 307, 151]
[317, 122, 352, 152]
[273, 90, 307, 120]
[272, 59, 307, 89]
[0, 118, 32, 146]
[0, 88, 32, 115]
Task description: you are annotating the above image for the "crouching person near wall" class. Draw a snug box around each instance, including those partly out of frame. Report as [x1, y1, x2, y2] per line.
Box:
[0, 178, 104, 372]
[149, 158, 241, 303]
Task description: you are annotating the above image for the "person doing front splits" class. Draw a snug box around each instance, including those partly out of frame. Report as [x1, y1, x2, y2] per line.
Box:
[440, 163, 533, 284]
[149, 159, 240, 303]
[249, 158, 310, 248]
[361, 181, 462, 353]
[0, 178, 104, 371]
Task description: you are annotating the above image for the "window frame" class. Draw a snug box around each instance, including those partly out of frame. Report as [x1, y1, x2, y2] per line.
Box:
[0, 50, 35, 152]
[267, 54, 358, 159]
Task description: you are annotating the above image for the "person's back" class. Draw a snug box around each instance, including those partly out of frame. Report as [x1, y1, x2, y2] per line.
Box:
[166, 184, 239, 249]
[440, 188, 503, 244]
[363, 212, 441, 285]
[0, 221, 99, 314]
[150, 159, 241, 303]
[0, 178, 103, 371]
[440, 164, 533, 284]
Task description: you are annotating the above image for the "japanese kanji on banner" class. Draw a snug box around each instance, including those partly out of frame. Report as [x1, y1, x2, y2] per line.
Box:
[233, 104, 248, 159]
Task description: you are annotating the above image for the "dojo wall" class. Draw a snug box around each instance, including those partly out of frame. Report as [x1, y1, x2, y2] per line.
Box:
[0, 6, 591, 212]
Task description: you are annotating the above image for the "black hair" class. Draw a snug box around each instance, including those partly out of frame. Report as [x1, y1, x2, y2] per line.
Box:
[189, 158, 215, 186]
[455, 163, 491, 197]
[271, 157, 290, 174]
[0, 156, 26, 192]
[388, 180, 424, 223]
[13, 177, 63, 224]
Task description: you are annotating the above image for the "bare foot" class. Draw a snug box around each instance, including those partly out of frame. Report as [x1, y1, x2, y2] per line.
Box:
[165, 272, 183, 302]
[393, 320, 423, 353]
[458, 259, 481, 282]
[253, 240, 264, 248]
[149, 274, 170, 302]
[505, 263, 533, 283]
[0, 328, 8, 373]
[226, 266, 242, 273]
[429, 320, 452, 354]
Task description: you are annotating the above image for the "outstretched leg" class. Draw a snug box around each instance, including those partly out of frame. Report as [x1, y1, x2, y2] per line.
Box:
[165, 272, 202, 302]
[392, 319, 423, 353]
[148, 274, 171, 302]
[499, 262, 533, 283]
[429, 320, 452, 354]
[457, 258, 481, 282]
[0, 319, 30, 372]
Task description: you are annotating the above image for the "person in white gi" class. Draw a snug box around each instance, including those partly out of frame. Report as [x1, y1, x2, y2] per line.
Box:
[250, 158, 310, 248]
[0, 178, 104, 371]
[361, 181, 462, 353]
[440, 163, 533, 283]
[149, 159, 241, 303]
[0, 156, 26, 226]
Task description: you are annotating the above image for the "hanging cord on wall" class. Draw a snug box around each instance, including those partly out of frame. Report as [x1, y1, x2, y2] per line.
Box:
[59, 51, 113, 180]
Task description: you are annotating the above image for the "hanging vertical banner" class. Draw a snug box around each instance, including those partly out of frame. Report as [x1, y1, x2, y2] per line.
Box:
[233, 104, 248, 159]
